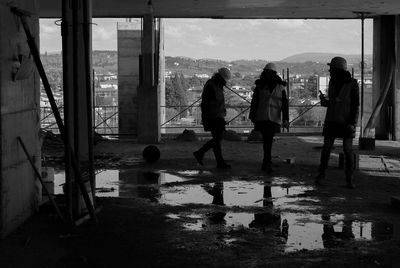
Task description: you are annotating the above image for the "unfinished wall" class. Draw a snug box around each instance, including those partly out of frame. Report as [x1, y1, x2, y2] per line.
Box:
[0, 0, 41, 237]
[373, 16, 397, 140]
[117, 21, 141, 137]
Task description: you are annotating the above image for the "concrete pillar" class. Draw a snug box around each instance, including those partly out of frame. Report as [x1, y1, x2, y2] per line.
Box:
[158, 20, 166, 134]
[394, 16, 400, 141]
[372, 16, 396, 140]
[117, 21, 141, 137]
[62, 0, 94, 218]
[117, 18, 164, 142]
[0, 1, 41, 237]
[137, 13, 160, 143]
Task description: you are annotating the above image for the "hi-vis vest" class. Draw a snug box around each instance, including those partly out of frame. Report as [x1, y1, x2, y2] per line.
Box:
[255, 84, 285, 124]
[324, 80, 353, 124]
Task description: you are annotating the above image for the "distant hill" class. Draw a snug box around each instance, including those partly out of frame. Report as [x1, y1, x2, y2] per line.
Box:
[41, 51, 373, 89]
[281, 52, 372, 67]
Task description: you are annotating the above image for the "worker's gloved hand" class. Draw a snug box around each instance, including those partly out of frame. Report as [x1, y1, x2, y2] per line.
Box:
[282, 120, 289, 132]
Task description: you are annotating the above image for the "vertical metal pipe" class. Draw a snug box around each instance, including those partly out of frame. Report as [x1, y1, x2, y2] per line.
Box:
[82, 0, 95, 203]
[360, 13, 365, 137]
[72, 0, 80, 159]
[61, 0, 73, 221]
[286, 68, 290, 99]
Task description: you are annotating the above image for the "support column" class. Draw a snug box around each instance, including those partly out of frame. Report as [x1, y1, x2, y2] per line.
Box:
[158, 19, 166, 134]
[137, 13, 160, 143]
[62, 0, 94, 219]
[372, 16, 395, 140]
[117, 19, 163, 141]
[117, 21, 141, 137]
[394, 16, 400, 141]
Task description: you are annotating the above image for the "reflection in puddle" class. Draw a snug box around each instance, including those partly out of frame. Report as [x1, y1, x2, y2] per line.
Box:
[159, 181, 315, 208]
[54, 172, 315, 208]
[168, 212, 394, 252]
[54, 169, 191, 197]
[176, 170, 212, 176]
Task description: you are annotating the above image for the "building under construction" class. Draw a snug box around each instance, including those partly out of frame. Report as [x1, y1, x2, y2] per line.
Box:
[0, 0, 400, 267]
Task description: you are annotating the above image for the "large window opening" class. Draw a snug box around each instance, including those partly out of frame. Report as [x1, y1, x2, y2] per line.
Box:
[162, 19, 373, 134]
[39, 18, 373, 136]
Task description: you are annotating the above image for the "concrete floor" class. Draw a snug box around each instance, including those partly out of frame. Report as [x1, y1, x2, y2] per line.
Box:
[1, 135, 400, 267]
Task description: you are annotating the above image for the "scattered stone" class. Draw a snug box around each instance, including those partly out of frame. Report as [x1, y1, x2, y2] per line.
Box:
[175, 129, 198, 141]
[143, 145, 161, 163]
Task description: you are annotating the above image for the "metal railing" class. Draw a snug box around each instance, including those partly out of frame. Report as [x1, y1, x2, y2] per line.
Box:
[41, 102, 325, 135]
[161, 103, 326, 134]
[41, 105, 119, 134]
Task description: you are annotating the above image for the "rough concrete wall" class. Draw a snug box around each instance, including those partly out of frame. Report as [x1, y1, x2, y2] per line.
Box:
[373, 16, 396, 140]
[0, 0, 41, 237]
[117, 22, 141, 137]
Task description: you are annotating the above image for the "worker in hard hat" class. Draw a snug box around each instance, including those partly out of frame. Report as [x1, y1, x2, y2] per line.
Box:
[315, 56, 360, 189]
[249, 63, 289, 173]
[193, 67, 231, 169]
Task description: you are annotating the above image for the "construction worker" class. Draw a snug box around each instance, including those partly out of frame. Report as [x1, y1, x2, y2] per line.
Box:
[193, 67, 231, 169]
[315, 56, 360, 189]
[249, 63, 289, 172]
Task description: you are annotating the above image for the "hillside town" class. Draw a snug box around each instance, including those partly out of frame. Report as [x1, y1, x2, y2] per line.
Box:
[40, 53, 373, 135]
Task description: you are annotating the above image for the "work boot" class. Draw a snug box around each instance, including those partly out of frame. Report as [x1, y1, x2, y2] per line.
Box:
[261, 162, 273, 173]
[193, 150, 204, 166]
[345, 175, 355, 189]
[314, 172, 325, 185]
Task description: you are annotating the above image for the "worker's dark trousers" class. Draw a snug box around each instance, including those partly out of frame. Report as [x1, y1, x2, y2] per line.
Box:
[198, 128, 225, 164]
[319, 136, 353, 177]
[260, 126, 275, 165]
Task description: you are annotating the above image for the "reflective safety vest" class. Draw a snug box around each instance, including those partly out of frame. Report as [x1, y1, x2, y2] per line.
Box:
[324, 81, 353, 124]
[255, 84, 285, 124]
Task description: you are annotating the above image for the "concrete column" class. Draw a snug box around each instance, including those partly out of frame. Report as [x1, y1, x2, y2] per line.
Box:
[394, 16, 400, 141]
[158, 19, 166, 134]
[0, 1, 41, 237]
[372, 16, 395, 140]
[117, 18, 163, 142]
[137, 14, 160, 143]
[117, 21, 141, 137]
[62, 0, 94, 218]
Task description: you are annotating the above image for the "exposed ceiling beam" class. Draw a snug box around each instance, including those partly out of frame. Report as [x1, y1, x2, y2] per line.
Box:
[38, 0, 400, 19]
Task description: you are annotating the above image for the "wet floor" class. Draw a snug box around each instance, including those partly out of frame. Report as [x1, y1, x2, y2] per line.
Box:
[166, 211, 394, 252]
[52, 169, 395, 252]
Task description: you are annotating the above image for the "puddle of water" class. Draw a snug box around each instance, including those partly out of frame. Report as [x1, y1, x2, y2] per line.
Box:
[54, 169, 191, 197]
[168, 212, 394, 252]
[158, 181, 314, 208]
[282, 213, 394, 252]
[176, 170, 212, 176]
[55, 170, 313, 208]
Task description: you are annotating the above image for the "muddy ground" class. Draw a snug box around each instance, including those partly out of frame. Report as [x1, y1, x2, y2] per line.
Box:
[1, 135, 400, 267]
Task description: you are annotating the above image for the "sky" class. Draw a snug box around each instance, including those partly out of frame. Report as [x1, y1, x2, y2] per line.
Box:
[40, 18, 373, 62]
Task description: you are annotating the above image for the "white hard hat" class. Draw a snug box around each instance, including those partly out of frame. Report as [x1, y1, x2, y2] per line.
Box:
[328, 57, 347, 70]
[263, 62, 277, 72]
[218, 67, 232, 81]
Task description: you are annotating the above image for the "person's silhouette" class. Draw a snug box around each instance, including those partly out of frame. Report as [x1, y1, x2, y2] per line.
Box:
[202, 182, 224, 206]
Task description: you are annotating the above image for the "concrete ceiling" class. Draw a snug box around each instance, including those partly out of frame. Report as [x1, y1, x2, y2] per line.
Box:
[38, 0, 400, 19]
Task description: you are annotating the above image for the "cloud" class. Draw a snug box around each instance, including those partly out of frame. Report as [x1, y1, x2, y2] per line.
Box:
[93, 26, 115, 40]
[202, 35, 217, 46]
[165, 25, 184, 38]
[248, 20, 264, 26]
[273, 19, 305, 29]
